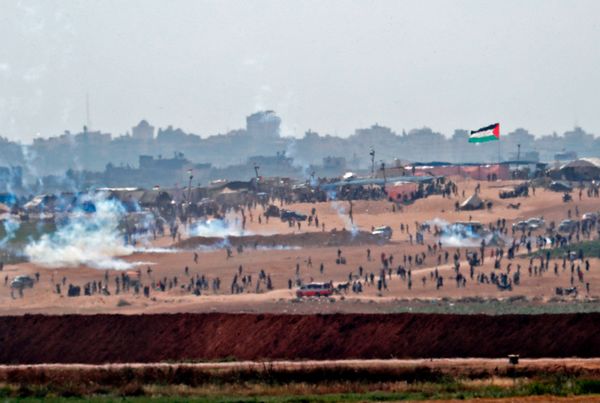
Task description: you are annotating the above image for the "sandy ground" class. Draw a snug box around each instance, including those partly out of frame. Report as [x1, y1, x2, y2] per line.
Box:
[1, 178, 599, 315]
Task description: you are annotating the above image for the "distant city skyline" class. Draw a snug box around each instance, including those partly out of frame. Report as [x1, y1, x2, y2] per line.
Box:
[17, 112, 596, 143]
[1, 0, 600, 141]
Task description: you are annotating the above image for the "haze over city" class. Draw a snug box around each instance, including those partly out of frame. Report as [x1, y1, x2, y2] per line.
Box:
[3, 2, 600, 401]
[2, 0, 600, 141]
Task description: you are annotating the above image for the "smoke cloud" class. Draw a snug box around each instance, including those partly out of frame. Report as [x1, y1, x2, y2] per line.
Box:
[187, 217, 250, 238]
[24, 193, 136, 270]
[0, 216, 20, 247]
[426, 218, 509, 248]
[330, 199, 358, 236]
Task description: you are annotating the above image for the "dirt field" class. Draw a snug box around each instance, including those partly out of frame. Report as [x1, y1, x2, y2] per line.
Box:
[0, 178, 598, 315]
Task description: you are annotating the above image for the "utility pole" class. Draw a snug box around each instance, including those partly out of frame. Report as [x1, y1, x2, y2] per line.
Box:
[497, 137, 501, 164]
[516, 144, 521, 176]
[85, 92, 91, 129]
[187, 169, 193, 208]
[253, 163, 260, 179]
[380, 161, 387, 190]
[369, 148, 375, 177]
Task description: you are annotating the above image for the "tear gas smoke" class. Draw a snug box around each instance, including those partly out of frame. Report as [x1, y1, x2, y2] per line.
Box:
[0, 217, 20, 247]
[194, 242, 301, 253]
[25, 194, 136, 270]
[425, 218, 509, 248]
[187, 218, 250, 238]
[328, 192, 358, 237]
[256, 245, 301, 251]
[134, 247, 181, 254]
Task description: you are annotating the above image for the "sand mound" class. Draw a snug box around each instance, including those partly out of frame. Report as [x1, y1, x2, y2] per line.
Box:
[177, 230, 388, 250]
[0, 313, 598, 364]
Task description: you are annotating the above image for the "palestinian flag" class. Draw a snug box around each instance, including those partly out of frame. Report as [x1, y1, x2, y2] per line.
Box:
[469, 123, 500, 143]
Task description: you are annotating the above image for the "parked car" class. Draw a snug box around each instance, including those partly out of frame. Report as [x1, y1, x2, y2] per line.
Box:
[549, 181, 572, 192]
[513, 217, 545, 231]
[558, 219, 578, 233]
[280, 209, 307, 222]
[10, 275, 34, 290]
[296, 282, 333, 298]
[582, 212, 598, 223]
[372, 226, 393, 239]
[526, 217, 545, 230]
[512, 221, 528, 231]
[264, 204, 280, 217]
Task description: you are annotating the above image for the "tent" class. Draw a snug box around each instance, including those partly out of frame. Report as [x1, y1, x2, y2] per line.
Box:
[0, 203, 11, 214]
[487, 232, 506, 247]
[460, 193, 484, 210]
[559, 158, 600, 181]
[386, 181, 418, 200]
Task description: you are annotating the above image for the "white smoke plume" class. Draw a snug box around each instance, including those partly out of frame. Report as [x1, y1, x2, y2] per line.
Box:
[424, 218, 479, 247]
[426, 218, 509, 248]
[285, 139, 312, 179]
[195, 242, 301, 253]
[440, 231, 483, 248]
[25, 193, 136, 270]
[256, 245, 301, 251]
[134, 247, 181, 254]
[328, 192, 358, 236]
[187, 217, 250, 238]
[0, 217, 20, 247]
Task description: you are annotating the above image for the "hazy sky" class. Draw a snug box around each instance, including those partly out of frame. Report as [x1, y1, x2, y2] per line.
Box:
[1, 0, 600, 142]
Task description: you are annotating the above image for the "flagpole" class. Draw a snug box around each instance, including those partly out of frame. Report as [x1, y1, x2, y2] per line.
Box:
[497, 138, 500, 164]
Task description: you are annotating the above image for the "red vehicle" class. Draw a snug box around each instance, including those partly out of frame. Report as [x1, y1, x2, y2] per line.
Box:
[296, 282, 333, 298]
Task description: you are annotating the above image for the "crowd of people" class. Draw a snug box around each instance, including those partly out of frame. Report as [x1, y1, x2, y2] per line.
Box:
[2, 178, 600, 304]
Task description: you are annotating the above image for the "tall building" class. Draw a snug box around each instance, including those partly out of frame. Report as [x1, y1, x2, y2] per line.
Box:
[132, 120, 155, 141]
[246, 111, 281, 138]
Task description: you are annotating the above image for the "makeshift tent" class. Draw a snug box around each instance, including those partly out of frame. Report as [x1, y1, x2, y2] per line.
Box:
[487, 232, 506, 247]
[0, 203, 11, 214]
[410, 164, 510, 180]
[559, 158, 600, 181]
[460, 193, 484, 210]
[386, 181, 418, 200]
[139, 190, 172, 208]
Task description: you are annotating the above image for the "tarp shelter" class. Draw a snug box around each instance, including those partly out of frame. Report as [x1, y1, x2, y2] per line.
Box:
[386, 181, 418, 200]
[0, 193, 17, 206]
[321, 175, 434, 192]
[487, 232, 506, 247]
[104, 189, 144, 211]
[560, 158, 600, 181]
[139, 190, 172, 208]
[0, 203, 10, 214]
[460, 193, 484, 210]
[215, 188, 247, 204]
[23, 194, 72, 213]
[405, 163, 510, 180]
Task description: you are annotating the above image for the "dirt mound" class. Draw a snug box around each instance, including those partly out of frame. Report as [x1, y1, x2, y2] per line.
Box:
[0, 313, 598, 364]
[177, 229, 387, 249]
